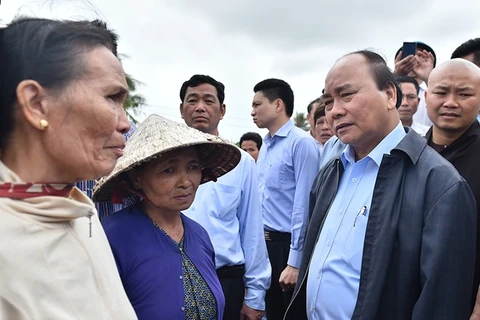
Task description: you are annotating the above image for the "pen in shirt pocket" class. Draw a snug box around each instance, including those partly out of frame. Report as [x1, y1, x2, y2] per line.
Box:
[353, 206, 367, 227]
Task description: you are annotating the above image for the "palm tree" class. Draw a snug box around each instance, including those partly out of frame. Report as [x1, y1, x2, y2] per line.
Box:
[123, 73, 146, 124]
[294, 112, 309, 131]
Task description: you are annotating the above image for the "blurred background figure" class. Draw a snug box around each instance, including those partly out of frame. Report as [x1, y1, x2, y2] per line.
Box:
[396, 76, 429, 136]
[0, 17, 136, 318]
[312, 98, 334, 149]
[240, 132, 263, 162]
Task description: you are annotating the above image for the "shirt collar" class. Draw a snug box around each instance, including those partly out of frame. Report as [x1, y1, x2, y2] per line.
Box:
[341, 121, 406, 167]
[263, 120, 293, 143]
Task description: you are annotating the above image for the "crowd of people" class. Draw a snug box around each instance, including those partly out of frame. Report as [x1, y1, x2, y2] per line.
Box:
[1, 15, 480, 320]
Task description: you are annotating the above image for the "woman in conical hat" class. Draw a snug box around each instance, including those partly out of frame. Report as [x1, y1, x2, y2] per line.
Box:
[93, 114, 241, 320]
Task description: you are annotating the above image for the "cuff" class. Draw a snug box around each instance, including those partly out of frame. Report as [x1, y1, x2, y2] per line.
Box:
[287, 248, 302, 268]
[244, 288, 266, 311]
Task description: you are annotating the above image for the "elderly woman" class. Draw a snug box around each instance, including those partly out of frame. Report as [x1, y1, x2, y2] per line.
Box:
[0, 18, 137, 318]
[93, 114, 241, 319]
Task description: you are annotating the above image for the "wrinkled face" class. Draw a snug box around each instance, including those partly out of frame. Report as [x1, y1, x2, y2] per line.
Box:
[251, 91, 278, 129]
[240, 140, 259, 161]
[180, 83, 225, 135]
[398, 82, 420, 124]
[314, 115, 334, 145]
[427, 63, 480, 137]
[131, 147, 202, 214]
[45, 46, 130, 181]
[323, 54, 397, 158]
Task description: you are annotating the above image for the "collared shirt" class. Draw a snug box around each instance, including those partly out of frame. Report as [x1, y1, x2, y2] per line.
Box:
[319, 136, 346, 170]
[183, 150, 271, 310]
[412, 82, 433, 127]
[76, 122, 137, 220]
[306, 122, 406, 320]
[257, 121, 320, 267]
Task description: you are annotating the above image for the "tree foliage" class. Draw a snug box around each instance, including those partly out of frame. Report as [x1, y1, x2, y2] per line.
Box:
[294, 112, 309, 131]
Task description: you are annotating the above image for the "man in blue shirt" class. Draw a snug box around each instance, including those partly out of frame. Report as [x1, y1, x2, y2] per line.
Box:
[251, 78, 320, 319]
[285, 50, 477, 320]
[179, 74, 271, 320]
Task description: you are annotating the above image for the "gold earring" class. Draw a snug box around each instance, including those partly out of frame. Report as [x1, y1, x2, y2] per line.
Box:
[39, 119, 49, 130]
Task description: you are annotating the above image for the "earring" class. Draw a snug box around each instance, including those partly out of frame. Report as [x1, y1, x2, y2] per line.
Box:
[39, 119, 49, 130]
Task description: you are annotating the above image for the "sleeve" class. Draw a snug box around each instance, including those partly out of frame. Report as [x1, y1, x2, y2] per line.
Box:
[413, 180, 476, 319]
[237, 154, 272, 311]
[288, 137, 321, 268]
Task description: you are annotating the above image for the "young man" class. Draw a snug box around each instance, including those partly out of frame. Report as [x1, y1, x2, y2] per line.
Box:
[251, 78, 320, 319]
[425, 59, 480, 314]
[239, 132, 262, 162]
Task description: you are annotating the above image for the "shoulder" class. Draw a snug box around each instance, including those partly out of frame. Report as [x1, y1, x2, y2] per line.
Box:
[182, 214, 213, 246]
[102, 205, 145, 236]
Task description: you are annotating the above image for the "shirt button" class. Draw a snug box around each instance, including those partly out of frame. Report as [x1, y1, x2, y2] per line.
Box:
[179, 276, 183, 280]
[310, 305, 315, 312]
[339, 209, 344, 214]
[181, 307, 185, 312]
[352, 178, 357, 183]
[326, 240, 331, 246]
[316, 273, 321, 279]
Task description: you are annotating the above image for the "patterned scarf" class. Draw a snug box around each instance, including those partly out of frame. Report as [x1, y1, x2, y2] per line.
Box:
[0, 183, 74, 199]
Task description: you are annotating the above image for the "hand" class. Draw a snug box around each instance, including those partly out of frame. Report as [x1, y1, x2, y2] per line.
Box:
[279, 265, 299, 291]
[240, 304, 264, 320]
[470, 285, 480, 320]
[412, 49, 435, 85]
[394, 51, 417, 76]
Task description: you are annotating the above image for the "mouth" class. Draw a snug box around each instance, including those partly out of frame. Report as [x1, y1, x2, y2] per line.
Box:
[174, 194, 193, 201]
[335, 123, 352, 134]
[193, 116, 208, 122]
[106, 144, 126, 157]
[440, 112, 460, 118]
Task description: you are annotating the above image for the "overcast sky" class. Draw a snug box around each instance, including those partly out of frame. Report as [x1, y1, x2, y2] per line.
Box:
[1, 0, 479, 142]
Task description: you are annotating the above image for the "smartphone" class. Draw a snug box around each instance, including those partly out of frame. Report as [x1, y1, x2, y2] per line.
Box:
[402, 42, 417, 59]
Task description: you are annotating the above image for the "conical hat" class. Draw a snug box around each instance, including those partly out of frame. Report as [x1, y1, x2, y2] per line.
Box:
[92, 114, 240, 202]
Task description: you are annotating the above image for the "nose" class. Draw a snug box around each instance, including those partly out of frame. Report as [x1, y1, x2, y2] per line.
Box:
[328, 100, 345, 120]
[443, 93, 459, 108]
[177, 169, 193, 189]
[117, 108, 131, 134]
[401, 95, 408, 107]
[194, 100, 207, 113]
[251, 109, 256, 117]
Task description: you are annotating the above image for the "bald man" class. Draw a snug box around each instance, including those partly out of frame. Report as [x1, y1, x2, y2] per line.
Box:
[425, 59, 480, 314]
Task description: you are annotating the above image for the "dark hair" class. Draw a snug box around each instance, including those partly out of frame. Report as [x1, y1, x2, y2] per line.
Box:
[396, 75, 420, 95]
[0, 17, 119, 149]
[394, 41, 437, 67]
[348, 50, 402, 109]
[239, 132, 263, 150]
[451, 38, 480, 67]
[307, 97, 322, 114]
[179, 74, 225, 104]
[313, 98, 326, 124]
[253, 78, 294, 117]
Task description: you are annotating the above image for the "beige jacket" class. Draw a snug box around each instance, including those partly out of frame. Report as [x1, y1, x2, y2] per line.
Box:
[0, 162, 137, 319]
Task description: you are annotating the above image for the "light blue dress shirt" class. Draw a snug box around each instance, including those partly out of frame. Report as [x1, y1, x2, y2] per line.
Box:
[257, 120, 320, 268]
[183, 150, 271, 310]
[306, 122, 406, 320]
[319, 136, 346, 170]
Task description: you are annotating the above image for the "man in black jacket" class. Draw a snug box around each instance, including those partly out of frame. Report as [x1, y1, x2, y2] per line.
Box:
[285, 50, 477, 320]
[424, 58, 480, 316]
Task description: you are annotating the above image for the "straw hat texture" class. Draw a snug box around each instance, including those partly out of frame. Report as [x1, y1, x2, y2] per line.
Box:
[93, 114, 241, 202]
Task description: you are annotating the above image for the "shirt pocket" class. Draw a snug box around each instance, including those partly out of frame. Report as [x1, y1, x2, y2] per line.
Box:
[265, 162, 285, 190]
[342, 214, 368, 274]
[208, 182, 241, 221]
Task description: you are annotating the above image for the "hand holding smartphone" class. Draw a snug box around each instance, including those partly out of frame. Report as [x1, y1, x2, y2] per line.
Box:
[402, 42, 417, 59]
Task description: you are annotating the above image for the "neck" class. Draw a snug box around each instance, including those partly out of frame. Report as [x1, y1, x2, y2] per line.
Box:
[431, 126, 469, 147]
[143, 201, 184, 242]
[1, 133, 62, 183]
[268, 118, 289, 137]
[401, 119, 413, 127]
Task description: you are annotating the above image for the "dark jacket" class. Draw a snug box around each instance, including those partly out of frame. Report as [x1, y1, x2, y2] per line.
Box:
[426, 120, 480, 309]
[285, 128, 477, 320]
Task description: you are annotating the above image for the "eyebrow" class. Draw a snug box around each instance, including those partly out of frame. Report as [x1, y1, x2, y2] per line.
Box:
[323, 84, 355, 98]
[185, 93, 217, 100]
